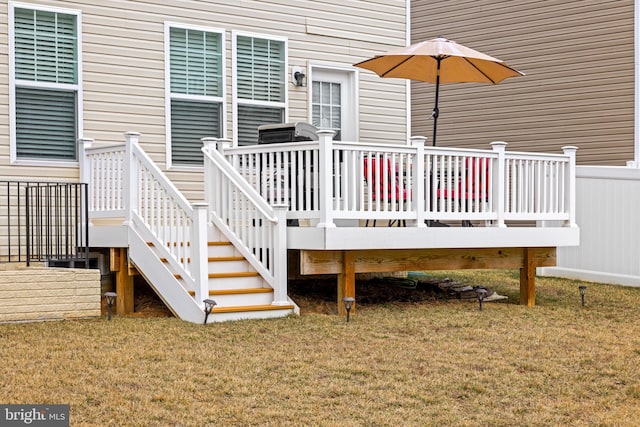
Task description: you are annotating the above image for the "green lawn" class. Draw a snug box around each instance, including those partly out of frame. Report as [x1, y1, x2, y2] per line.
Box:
[1, 270, 639, 426]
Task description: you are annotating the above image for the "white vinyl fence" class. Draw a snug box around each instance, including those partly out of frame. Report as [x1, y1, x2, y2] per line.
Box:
[541, 165, 640, 287]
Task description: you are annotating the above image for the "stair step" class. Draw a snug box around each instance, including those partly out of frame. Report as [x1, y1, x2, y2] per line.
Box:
[159, 256, 246, 263]
[148, 241, 232, 247]
[210, 256, 245, 262]
[174, 271, 259, 280]
[188, 288, 273, 297]
[212, 304, 295, 314]
[210, 271, 259, 278]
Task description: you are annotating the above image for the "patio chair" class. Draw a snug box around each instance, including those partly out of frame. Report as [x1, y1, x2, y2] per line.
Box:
[363, 156, 410, 227]
[436, 157, 490, 227]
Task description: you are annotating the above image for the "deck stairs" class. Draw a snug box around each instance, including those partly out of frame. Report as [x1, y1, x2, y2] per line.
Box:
[143, 224, 296, 323]
[124, 203, 297, 324]
[81, 133, 297, 323]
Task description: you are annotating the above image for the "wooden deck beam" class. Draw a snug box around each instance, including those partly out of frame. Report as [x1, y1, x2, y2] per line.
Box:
[300, 247, 556, 314]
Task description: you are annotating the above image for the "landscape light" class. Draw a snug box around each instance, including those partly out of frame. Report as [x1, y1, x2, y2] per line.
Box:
[203, 299, 217, 324]
[342, 297, 355, 323]
[104, 292, 117, 321]
[476, 288, 488, 311]
[578, 285, 587, 307]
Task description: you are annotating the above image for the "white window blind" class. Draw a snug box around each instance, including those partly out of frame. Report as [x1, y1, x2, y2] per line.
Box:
[236, 35, 285, 145]
[312, 81, 342, 140]
[13, 7, 78, 161]
[169, 26, 223, 165]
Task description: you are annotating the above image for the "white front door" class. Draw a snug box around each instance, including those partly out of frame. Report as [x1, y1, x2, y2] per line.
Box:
[310, 67, 357, 141]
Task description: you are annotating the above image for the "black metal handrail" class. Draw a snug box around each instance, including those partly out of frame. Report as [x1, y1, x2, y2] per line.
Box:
[0, 181, 89, 266]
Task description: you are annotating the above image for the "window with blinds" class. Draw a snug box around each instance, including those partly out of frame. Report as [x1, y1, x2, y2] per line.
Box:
[235, 34, 286, 145]
[312, 81, 342, 140]
[168, 26, 223, 166]
[12, 7, 79, 161]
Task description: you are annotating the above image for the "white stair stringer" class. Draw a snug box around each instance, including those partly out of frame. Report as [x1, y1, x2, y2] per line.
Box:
[128, 226, 204, 323]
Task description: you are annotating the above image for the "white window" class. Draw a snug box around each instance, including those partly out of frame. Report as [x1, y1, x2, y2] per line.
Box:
[310, 66, 358, 141]
[165, 23, 225, 167]
[233, 32, 287, 146]
[9, 3, 82, 162]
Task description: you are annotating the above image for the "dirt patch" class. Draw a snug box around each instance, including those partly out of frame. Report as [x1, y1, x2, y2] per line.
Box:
[289, 276, 447, 314]
[121, 274, 495, 317]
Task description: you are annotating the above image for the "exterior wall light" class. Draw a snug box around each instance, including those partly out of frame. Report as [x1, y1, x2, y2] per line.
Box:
[342, 296, 355, 322]
[203, 299, 217, 324]
[104, 292, 117, 321]
[292, 66, 306, 87]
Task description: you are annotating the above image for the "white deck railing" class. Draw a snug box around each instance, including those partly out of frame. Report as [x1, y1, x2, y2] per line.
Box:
[79, 133, 210, 306]
[78, 131, 576, 311]
[221, 132, 577, 228]
[202, 138, 288, 304]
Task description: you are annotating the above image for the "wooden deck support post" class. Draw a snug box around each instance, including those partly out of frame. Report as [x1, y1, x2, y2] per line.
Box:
[300, 246, 556, 313]
[520, 247, 536, 306]
[337, 251, 356, 316]
[111, 247, 135, 315]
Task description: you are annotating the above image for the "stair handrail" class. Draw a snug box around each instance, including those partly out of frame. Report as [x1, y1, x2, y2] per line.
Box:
[202, 138, 288, 304]
[125, 132, 210, 305]
[82, 133, 209, 305]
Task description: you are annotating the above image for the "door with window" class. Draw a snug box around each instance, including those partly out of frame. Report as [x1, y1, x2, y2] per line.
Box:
[311, 68, 356, 141]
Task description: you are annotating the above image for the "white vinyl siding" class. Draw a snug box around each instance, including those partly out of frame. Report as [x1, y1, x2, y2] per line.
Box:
[234, 33, 287, 146]
[411, 0, 634, 165]
[0, 0, 407, 198]
[10, 4, 81, 162]
[166, 24, 224, 166]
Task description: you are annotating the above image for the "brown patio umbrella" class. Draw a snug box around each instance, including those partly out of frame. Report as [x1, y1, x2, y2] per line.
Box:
[354, 37, 524, 146]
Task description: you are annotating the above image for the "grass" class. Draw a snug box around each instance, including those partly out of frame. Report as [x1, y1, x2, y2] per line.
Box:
[1, 269, 640, 426]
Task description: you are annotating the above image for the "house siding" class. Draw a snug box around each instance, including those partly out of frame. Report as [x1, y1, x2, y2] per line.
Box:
[411, 0, 634, 166]
[0, 0, 408, 201]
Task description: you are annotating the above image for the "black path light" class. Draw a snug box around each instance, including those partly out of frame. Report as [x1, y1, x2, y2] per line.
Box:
[578, 285, 587, 307]
[342, 297, 355, 323]
[475, 288, 488, 311]
[104, 292, 117, 321]
[203, 299, 217, 324]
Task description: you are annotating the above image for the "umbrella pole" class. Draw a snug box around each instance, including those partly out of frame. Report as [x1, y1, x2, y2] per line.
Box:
[432, 57, 441, 147]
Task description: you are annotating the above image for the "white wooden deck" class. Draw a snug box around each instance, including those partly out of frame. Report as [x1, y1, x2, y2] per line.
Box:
[80, 132, 580, 321]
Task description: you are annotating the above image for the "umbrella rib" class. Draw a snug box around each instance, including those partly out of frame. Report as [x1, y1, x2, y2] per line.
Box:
[460, 57, 522, 84]
[379, 54, 450, 78]
[378, 55, 416, 78]
[462, 57, 499, 83]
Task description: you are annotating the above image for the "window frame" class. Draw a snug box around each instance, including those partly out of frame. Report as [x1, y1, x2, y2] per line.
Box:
[232, 30, 288, 147]
[164, 21, 226, 170]
[8, 1, 83, 165]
